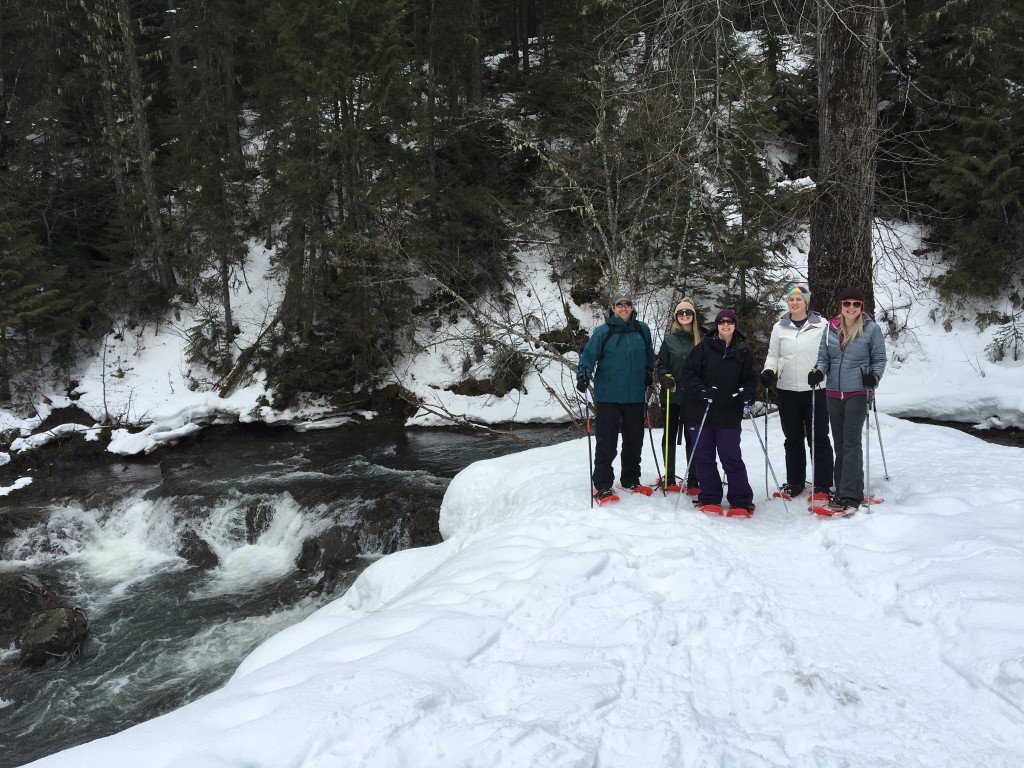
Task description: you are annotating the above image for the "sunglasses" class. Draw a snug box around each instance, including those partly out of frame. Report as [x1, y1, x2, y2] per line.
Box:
[841, 300, 862, 308]
[716, 319, 736, 326]
[614, 301, 633, 308]
[675, 309, 695, 317]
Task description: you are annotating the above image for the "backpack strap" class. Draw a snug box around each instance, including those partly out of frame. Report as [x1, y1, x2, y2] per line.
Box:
[598, 322, 642, 359]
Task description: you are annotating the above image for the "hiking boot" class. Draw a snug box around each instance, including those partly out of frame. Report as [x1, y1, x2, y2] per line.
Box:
[827, 496, 859, 515]
[594, 488, 617, 502]
[779, 483, 805, 498]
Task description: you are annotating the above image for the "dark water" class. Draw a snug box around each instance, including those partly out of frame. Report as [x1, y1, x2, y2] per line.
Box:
[0, 422, 577, 767]
[904, 418, 1024, 448]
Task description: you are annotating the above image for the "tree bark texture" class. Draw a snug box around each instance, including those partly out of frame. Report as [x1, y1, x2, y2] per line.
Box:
[808, 0, 879, 315]
[115, 0, 174, 291]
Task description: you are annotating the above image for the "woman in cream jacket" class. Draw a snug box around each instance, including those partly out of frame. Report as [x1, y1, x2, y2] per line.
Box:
[760, 284, 833, 499]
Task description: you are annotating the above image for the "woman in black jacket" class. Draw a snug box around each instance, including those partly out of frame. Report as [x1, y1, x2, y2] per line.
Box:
[656, 297, 702, 493]
[681, 309, 757, 516]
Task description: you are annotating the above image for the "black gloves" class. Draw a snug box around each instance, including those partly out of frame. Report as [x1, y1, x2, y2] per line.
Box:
[645, 371, 654, 387]
[659, 374, 675, 391]
[759, 369, 776, 386]
[862, 370, 879, 388]
[576, 376, 589, 393]
[808, 368, 824, 387]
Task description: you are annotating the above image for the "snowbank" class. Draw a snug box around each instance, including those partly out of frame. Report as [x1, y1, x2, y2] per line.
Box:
[26, 414, 1024, 768]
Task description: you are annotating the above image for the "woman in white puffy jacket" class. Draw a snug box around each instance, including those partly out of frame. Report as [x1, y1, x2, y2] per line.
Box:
[760, 284, 833, 499]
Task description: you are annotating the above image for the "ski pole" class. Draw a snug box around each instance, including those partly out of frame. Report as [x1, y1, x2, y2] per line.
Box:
[810, 383, 818, 507]
[871, 390, 890, 480]
[864, 391, 871, 509]
[663, 385, 671, 491]
[761, 391, 770, 499]
[645, 391, 665, 496]
[744, 403, 789, 511]
[580, 388, 594, 508]
[675, 398, 711, 511]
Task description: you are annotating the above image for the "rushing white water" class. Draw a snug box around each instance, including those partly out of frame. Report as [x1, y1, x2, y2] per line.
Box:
[0, 424, 573, 767]
[195, 494, 337, 597]
[3, 493, 336, 604]
[2, 498, 183, 593]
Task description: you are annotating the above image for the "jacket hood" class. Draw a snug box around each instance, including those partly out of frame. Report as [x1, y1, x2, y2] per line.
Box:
[779, 310, 824, 328]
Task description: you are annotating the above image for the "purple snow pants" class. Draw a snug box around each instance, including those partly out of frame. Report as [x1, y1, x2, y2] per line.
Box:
[689, 425, 753, 507]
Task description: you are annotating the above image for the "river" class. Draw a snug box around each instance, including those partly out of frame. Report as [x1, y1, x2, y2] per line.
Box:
[0, 422, 577, 767]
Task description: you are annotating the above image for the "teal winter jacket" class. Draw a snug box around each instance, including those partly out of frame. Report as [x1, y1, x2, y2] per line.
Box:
[577, 309, 655, 404]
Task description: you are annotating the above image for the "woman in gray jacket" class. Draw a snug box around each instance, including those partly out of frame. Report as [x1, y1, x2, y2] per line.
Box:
[808, 286, 886, 515]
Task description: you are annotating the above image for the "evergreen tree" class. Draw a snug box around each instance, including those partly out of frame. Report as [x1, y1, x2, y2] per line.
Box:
[79, 0, 176, 296]
[160, 0, 254, 375]
[248, 0, 417, 403]
[917, 0, 1023, 299]
[0, 205, 74, 402]
[1, 0, 124, 385]
[876, 0, 1024, 301]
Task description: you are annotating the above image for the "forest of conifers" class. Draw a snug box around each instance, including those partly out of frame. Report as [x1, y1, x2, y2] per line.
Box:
[1, 0, 1022, 407]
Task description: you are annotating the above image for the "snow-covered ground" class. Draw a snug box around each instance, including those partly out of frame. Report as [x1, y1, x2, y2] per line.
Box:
[24, 411, 1024, 767]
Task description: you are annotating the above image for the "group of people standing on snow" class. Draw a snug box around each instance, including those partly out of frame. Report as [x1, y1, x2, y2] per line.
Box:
[575, 284, 887, 517]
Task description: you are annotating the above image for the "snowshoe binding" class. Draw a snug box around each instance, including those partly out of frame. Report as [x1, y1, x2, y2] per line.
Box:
[812, 496, 858, 518]
[654, 478, 683, 494]
[726, 503, 756, 518]
[617, 482, 653, 497]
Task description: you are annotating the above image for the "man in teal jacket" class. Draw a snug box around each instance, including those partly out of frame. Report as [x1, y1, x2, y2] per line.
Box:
[576, 290, 655, 501]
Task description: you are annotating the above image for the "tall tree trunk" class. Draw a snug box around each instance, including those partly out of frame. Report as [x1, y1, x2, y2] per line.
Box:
[426, 0, 438, 183]
[280, 218, 310, 338]
[0, 327, 11, 403]
[96, 51, 142, 274]
[0, 0, 6, 124]
[467, 0, 482, 104]
[219, 247, 235, 352]
[115, 0, 174, 291]
[808, 0, 879, 314]
[519, 0, 530, 75]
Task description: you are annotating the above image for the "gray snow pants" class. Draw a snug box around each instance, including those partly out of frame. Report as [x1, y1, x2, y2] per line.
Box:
[827, 394, 868, 502]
